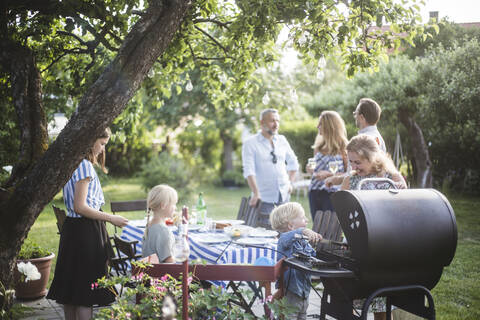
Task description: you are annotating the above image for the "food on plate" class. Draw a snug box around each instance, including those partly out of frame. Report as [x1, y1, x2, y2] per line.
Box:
[224, 225, 252, 237]
[215, 222, 232, 229]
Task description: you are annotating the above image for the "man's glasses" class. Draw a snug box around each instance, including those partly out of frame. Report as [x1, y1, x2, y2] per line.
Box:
[270, 150, 277, 164]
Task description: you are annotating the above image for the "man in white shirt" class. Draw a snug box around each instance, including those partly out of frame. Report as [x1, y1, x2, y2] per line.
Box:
[242, 108, 299, 228]
[353, 98, 386, 152]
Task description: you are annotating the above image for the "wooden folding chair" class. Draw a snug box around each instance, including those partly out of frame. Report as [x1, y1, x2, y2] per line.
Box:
[111, 234, 142, 275]
[243, 197, 263, 227]
[52, 205, 67, 234]
[110, 199, 147, 232]
[236, 197, 249, 221]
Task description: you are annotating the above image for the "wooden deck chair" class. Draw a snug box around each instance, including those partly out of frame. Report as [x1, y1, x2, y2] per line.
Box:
[236, 197, 249, 221]
[313, 210, 343, 251]
[52, 205, 67, 234]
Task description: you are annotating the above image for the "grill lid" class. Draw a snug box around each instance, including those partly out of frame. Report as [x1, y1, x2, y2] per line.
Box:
[331, 188, 457, 269]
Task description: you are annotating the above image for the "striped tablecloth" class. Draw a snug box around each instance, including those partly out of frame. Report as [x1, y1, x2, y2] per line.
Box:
[121, 220, 278, 265]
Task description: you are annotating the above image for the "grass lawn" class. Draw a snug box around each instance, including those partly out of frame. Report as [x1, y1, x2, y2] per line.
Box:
[24, 177, 479, 319]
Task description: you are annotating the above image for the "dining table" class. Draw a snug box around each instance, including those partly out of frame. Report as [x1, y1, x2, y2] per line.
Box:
[120, 219, 283, 315]
[121, 219, 279, 265]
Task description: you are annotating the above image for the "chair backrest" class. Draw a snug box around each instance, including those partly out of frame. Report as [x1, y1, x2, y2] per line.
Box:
[244, 197, 263, 227]
[110, 200, 147, 213]
[236, 197, 249, 221]
[313, 210, 343, 251]
[113, 234, 138, 259]
[52, 205, 67, 233]
[110, 200, 147, 232]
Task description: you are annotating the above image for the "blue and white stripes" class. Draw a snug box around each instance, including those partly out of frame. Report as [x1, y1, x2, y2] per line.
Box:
[121, 220, 278, 265]
[63, 159, 105, 218]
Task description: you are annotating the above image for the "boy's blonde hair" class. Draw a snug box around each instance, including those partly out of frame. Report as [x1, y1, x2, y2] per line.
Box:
[270, 202, 305, 232]
[147, 184, 178, 214]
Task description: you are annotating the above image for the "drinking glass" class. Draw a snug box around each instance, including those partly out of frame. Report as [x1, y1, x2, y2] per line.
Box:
[173, 234, 190, 262]
[328, 161, 340, 174]
[307, 158, 316, 173]
[205, 218, 216, 233]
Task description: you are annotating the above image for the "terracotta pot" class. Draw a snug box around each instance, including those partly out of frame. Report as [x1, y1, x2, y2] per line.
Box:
[14, 253, 55, 300]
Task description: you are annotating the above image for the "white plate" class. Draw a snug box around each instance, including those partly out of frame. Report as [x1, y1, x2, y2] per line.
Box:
[216, 219, 245, 225]
[235, 237, 276, 246]
[249, 229, 278, 238]
[188, 224, 203, 231]
[195, 234, 231, 244]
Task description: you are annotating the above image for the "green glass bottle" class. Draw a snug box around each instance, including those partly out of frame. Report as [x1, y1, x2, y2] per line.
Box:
[196, 192, 207, 225]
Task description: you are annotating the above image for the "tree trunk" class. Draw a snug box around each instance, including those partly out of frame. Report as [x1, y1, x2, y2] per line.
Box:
[220, 129, 234, 174]
[398, 108, 432, 188]
[0, 0, 192, 309]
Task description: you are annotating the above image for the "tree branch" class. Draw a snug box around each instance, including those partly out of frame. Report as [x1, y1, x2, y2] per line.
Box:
[194, 25, 229, 54]
[193, 18, 231, 30]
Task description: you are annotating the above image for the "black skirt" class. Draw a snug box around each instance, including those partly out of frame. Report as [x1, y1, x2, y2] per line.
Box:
[47, 217, 115, 307]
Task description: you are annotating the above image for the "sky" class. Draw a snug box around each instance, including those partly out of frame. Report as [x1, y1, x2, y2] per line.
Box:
[421, 0, 480, 23]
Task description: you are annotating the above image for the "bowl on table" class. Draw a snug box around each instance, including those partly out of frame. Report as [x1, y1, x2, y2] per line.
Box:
[224, 225, 253, 238]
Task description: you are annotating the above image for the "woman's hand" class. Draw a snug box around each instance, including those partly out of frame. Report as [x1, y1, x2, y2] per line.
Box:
[392, 173, 407, 189]
[302, 228, 323, 245]
[109, 214, 129, 227]
[314, 170, 332, 181]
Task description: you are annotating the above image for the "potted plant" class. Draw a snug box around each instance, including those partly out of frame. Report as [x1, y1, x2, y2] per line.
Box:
[14, 239, 55, 300]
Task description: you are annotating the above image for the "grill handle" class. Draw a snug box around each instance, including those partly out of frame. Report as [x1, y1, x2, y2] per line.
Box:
[356, 177, 398, 190]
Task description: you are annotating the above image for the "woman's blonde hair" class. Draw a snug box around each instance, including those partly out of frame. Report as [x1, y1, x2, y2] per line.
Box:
[346, 134, 397, 175]
[86, 127, 111, 173]
[270, 202, 305, 232]
[313, 111, 348, 156]
[147, 184, 178, 214]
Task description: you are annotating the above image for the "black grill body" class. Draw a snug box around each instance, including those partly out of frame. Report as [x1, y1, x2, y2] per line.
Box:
[284, 188, 457, 319]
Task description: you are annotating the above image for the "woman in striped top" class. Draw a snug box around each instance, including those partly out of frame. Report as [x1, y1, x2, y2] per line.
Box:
[307, 111, 348, 221]
[47, 128, 128, 320]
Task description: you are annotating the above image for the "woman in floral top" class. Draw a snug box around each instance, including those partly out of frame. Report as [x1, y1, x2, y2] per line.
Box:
[341, 134, 406, 191]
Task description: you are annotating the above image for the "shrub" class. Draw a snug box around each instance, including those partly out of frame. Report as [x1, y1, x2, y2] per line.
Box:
[281, 119, 318, 173]
[94, 262, 297, 320]
[140, 152, 196, 204]
[221, 169, 246, 187]
[18, 239, 52, 260]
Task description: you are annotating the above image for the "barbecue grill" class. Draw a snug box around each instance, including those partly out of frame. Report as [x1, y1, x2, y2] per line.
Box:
[284, 188, 457, 320]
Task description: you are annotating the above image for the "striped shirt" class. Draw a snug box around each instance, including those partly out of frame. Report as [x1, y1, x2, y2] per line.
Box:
[63, 159, 105, 218]
[308, 151, 345, 192]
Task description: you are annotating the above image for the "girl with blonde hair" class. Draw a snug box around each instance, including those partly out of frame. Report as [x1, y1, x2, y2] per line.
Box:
[307, 110, 348, 221]
[142, 184, 178, 263]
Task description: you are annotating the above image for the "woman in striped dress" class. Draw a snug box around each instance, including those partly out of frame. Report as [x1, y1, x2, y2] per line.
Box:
[47, 128, 128, 320]
[307, 111, 348, 221]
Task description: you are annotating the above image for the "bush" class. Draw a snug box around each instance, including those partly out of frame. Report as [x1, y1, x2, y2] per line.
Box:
[281, 119, 318, 173]
[221, 170, 246, 187]
[94, 262, 297, 320]
[140, 152, 196, 204]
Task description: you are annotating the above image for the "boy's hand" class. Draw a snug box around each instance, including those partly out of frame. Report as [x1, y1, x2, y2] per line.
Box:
[302, 228, 322, 244]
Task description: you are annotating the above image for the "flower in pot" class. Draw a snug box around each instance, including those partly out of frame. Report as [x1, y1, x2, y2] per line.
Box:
[14, 239, 55, 300]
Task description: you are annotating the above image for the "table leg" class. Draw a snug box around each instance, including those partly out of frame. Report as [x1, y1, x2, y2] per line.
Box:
[262, 281, 272, 318]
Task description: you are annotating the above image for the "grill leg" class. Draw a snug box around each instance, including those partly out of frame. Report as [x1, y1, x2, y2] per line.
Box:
[320, 289, 356, 320]
[362, 285, 435, 320]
